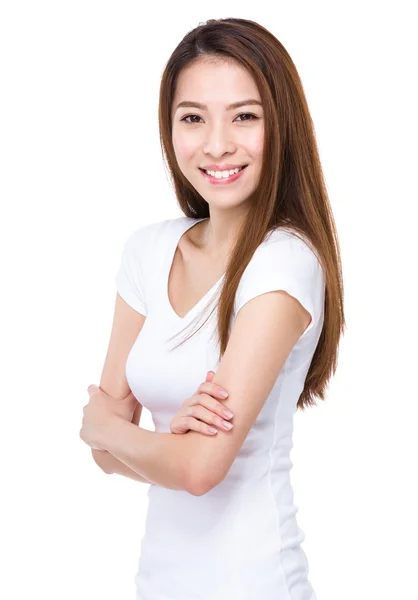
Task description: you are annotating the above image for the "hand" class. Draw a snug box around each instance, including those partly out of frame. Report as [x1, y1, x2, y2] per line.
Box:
[169, 371, 234, 436]
[79, 384, 139, 450]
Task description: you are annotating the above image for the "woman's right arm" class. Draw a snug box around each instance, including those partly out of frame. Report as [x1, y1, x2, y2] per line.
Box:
[92, 454, 151, 484]
[90, 292, 152, 484]
[91, 403, 153, 483]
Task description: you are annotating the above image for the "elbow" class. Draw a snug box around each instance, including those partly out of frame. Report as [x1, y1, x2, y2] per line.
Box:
[184, 467, 205, 496]
[91, 449, 113, 475]
[187, 479, 209, 497]
[181, 437, 226, 496]
[186, 464, 224, 497]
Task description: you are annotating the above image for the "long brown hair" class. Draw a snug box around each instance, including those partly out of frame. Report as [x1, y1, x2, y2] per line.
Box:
[158, 17, 346, 411]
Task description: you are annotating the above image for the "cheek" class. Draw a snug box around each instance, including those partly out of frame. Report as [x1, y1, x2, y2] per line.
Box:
[248, 129, 264, 157]
[172, 131, 198, 160]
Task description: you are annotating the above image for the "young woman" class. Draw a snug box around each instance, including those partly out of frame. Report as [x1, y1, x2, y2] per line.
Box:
[80, 17, 345, 600]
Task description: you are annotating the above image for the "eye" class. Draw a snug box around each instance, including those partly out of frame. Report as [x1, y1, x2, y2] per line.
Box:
[180, 113, 259, 124]
[181, 114, 202, 124]
[236, 113, 258, 122]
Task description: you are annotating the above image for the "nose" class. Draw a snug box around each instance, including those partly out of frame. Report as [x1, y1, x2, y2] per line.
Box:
[203, 123, 236, 156]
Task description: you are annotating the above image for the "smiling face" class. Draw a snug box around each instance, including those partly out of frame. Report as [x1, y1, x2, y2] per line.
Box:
[171, 57, 264, 212]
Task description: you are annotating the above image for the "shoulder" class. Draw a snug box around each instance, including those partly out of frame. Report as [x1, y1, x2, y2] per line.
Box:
[238, 227, 324, 291]
[234, 226, 325, 334]
[237, 226, 324, 290]
[258, 226, 322, 266]
[123, 217, 175, 244]
[121, 216, 186, 253]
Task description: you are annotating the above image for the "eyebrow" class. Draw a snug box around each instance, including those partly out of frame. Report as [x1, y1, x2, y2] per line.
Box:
[175, 99, 263, 112]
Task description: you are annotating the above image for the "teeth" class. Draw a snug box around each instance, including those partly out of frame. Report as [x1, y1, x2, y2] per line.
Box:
[204, 166, 244, 178]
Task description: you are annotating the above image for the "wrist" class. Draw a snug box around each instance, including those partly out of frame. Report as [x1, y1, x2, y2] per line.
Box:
[96, 413, 125, 452]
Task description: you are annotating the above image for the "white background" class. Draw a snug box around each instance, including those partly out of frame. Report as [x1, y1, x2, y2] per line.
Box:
[1, 1, 417, 599]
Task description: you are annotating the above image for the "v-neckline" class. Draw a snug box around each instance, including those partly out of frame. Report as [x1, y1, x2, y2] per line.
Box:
[165, 217, 226, 321]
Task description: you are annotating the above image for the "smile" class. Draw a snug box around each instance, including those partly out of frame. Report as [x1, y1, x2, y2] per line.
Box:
[199, 165, 248, 185]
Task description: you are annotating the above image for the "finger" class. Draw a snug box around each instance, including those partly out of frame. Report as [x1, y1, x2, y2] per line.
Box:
[195, 370, 214, 395]
[170, 414, 216, 436]
[179, 416, 219, 436]
[186, 404, 233, 432]
[87, 384, 99, 395]
[197, 381, 230, 403]
[188, 391, 234, 422]
[206, 371, 215, 382]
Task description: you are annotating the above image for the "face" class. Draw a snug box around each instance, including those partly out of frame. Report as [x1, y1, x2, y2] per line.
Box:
[171, 58, 264, 212]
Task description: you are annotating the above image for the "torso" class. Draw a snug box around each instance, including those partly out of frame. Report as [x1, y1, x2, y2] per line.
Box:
[167, 220, 228, 319]
[125, 216, 322, 599]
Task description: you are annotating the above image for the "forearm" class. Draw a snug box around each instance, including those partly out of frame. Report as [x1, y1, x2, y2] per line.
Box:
[98, 417, 195, 493]
[91, 449, 152, 484]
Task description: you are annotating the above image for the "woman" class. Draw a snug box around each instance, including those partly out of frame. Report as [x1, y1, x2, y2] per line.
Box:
[80, 17, 345, 600]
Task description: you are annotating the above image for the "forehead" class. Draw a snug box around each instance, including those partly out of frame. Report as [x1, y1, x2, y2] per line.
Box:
[173, 59, 260, 105]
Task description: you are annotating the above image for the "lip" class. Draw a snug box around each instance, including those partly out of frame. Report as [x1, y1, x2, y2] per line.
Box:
[200, 163, 248, 171]
[199, 164, 248, 185]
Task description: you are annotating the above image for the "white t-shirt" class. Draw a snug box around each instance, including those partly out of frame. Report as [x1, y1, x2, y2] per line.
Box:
[114, 215, 325, 600]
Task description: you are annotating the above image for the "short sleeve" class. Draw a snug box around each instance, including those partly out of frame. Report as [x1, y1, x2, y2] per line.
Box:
[114, 227, 147, 316]
[234, 231, 325, 338]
